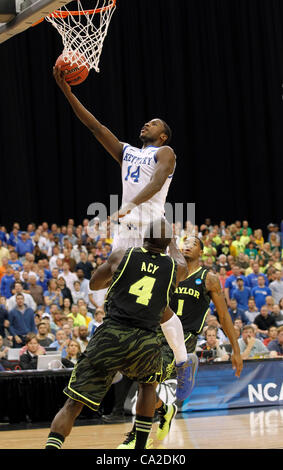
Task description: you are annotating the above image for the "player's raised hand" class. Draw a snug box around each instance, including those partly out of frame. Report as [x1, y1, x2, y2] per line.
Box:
[53, 64, 71, 94]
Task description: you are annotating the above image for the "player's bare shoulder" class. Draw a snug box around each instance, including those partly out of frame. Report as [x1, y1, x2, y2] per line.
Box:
[155, 146, 176, 172]
[205, 271, 222, 296]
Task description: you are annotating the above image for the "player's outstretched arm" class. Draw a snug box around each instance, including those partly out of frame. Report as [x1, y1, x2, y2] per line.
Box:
[53, 65, 123, 164]
[206, 272, 243, 377]
[89, 248, 125, 290]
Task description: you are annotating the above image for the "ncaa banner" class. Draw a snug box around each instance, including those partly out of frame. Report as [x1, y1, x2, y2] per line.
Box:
[182, 359, 283, 412]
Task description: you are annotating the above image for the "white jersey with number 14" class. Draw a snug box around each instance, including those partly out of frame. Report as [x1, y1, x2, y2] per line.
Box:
[120, 143, 175, 228]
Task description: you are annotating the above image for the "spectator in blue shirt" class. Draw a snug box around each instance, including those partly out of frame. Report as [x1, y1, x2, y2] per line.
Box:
[228, 298, 250, 324]
[251, 274, 272, 310]
[224, 264, 248, 306]
[8, 293, 36, 348]
[232, 277, 251, 311]
[267, 326, 283, 356]
[246, 262, 268, 288]
[0, 265, 15, 299]
[15, 232, 34, 258]
[49, 328, 68, 358]
[7, 250, 23, 271]
[7, 226, 21, 247]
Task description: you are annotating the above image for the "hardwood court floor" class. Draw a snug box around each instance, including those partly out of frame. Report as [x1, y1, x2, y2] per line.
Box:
[1, 407, 283, 449]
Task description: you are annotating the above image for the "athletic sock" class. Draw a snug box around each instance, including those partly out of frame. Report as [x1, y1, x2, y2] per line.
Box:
[157, 402, 168, 416]
[135, 415, 153, 449]
[45, 431, 65, 450]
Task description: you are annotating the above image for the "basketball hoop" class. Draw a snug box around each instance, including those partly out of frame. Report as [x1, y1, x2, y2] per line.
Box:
[34, 0, 117, 72]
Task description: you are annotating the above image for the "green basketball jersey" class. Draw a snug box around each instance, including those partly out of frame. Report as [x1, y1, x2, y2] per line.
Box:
[169, 266, 210, 334]
[104, 247, 177, 332]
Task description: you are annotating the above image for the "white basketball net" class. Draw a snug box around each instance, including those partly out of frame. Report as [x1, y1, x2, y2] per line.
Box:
[46, 0, 116, 72]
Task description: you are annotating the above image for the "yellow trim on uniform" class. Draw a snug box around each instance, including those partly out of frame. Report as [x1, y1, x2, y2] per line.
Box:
[63, 388, 100, 411]
[140, 247, 148, 253]
[166, 258, 176, 305]
[196, 307, 210, 333]
[201, 268, 207, 279]
[186, 266, 202, 279]
[105, 247, 134, 300]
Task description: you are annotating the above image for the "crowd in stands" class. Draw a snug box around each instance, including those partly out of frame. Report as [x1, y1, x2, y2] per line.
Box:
[0, 217, 283, 371]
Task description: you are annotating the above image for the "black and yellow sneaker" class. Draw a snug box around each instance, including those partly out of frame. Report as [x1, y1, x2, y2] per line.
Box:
[156, 403, 178, 441]
[117, 431, 153, 449]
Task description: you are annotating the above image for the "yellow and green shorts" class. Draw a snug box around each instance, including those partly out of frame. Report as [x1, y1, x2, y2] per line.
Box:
[64, 319, 163, 411]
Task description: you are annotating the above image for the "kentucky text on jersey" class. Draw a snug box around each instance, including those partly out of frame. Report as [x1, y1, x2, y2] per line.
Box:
[123, 153, 153, 166]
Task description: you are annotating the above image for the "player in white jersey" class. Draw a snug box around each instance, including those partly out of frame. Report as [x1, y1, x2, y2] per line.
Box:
[53, 66, 176, 250]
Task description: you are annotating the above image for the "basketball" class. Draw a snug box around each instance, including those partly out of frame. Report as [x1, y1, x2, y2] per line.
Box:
[55, 52, 89, 86]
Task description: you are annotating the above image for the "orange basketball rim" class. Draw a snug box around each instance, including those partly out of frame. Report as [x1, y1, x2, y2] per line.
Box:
[32, 0, 116, 26]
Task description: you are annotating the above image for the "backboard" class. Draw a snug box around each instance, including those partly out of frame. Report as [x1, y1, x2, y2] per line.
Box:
[0, 0, 72, 44]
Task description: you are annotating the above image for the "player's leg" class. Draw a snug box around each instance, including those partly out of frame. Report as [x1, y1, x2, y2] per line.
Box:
[134, 382, 156, 449]
[45, 398, 84, 449]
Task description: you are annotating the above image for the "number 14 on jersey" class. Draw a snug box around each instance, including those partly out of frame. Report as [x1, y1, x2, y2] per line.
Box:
[125, 165, 141, 183]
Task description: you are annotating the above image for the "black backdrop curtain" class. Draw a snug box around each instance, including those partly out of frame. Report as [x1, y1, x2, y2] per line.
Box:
[1, 0, 283, 230]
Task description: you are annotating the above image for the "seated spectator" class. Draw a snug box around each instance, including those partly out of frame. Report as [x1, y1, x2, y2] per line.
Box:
[15, 232, 34, 260]
[76, 325, 89, 353]
[224, 264, 248, 306]
[238, 325, 269, 359]
[271, 304, 283, 327]
[244, 297, 259, 324]
[231, 277, 251, 311]
[267, 326, 283, 356]
[41, 315, 55, 341]
[71, 239, 88, 264]
[62, 339, 81, 367]
[78, 304, 92, 328]
[244, 241, 258, 260]
[0, 334, 10, 369]
[36, 322, 54, 347]
[253, 304, 277, 339]
[49, 307, 65, 334]
[43, 279, 63, 312]
[228, 298, 250, 325]
[279, 298, 283, 314]
[9, 293, 36, 348]
[263, 326, 278, 347]
[62, 297, 72, 316]
[215, 254, 230, 273]
[6, 281, 36, 312]
[59, 262, 78, 291]
[71, 280, 89, 305]
[49, 329, 69, 357]
[75, 268, 90, 298]
[196, 326, 230, 362]
[269, 269, 283, 304]
[265, 295, 275, 313]
[0, 256, 9, 283]
[62, 322, 73, 340]
[246, 262, 268, 288]
[251, 274, 272, 310]
[0, 241, 10, 266]
[76, 252, 93, 280]
[205, 314, 228, 344]
[67, 304, 86, 327]
[88, 307, 105, 337]
[0, 296, 10, 342]
[57, 276, 73, 304]
[28, 273, 44, 307]
[19, 333, 45, 370]
[0, 265, 15, 299]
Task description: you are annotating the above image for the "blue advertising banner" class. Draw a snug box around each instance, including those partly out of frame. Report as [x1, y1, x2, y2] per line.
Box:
[182, 359, 283, 412]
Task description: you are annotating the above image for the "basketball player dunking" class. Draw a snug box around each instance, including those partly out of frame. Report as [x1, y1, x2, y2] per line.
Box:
[53, 65, 175, 250]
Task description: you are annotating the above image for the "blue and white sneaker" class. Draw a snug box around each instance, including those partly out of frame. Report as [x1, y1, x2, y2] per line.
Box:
[175, 353, 199, 401]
